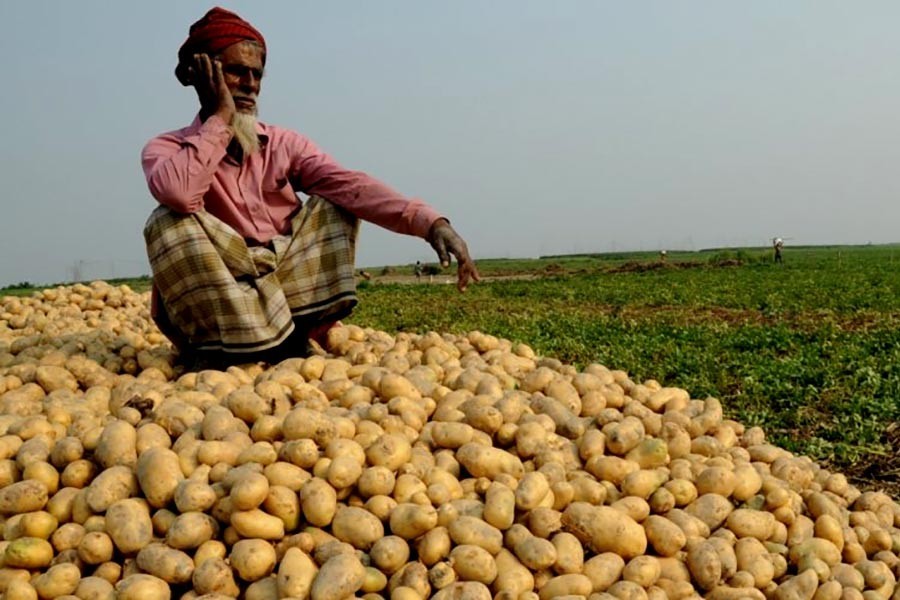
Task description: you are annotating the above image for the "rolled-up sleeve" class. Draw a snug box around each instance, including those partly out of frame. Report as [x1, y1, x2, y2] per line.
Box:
[285, 132, 443, 238]
[141, 116, 233, 213]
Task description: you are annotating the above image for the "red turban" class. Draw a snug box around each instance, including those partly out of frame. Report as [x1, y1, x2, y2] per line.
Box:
[175, 7, 266, 85]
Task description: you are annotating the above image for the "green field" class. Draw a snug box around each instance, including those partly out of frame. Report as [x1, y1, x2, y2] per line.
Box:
[4, 245, 898, 493]
[355, 245, 900, 494]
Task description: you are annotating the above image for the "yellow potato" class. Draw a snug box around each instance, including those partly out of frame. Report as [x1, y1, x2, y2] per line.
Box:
[0, 480, 48, 515]
[448, 516, 503, 555]
[449, 544, 497, 585]
[230, 538, 277, 582]
[114, 574, 171, 600]
[561, 503, 647, 559]
[300, 478, 337, 527]
[136, 543, 194, 584]
[311, 553, 366, 600]
[277, 547, 318, 598]
[3, 537, 53, 569]
[32, 562, 80, 599]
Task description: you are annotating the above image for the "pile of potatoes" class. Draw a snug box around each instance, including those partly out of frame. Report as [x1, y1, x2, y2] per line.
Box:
[0, 281, 897, 600]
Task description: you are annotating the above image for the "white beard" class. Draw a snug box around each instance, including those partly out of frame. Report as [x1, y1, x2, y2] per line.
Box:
[231, 111, 260, 156]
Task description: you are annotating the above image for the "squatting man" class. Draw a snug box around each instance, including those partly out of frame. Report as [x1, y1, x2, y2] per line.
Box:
[142, 7, 479, 368]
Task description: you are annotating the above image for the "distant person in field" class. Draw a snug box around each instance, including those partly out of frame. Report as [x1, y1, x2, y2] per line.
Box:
[773, 238, 784, 264]
[141, 7, 479, 367]
[414, 260, 423, 281]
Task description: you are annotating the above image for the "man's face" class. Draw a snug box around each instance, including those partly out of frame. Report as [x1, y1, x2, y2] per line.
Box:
[217, 41, 264, 114]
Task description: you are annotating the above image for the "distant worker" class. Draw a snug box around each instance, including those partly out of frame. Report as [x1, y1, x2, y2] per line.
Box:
[659, 250, 668, 263]
[773, 238, 784, 264]
[414, 260, 423, 281]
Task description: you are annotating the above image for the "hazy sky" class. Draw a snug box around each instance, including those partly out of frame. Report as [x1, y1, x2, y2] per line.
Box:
[2, 1, 899, 286]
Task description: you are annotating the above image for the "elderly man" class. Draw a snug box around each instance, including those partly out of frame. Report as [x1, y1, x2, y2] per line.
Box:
[142, 7, 479, 368]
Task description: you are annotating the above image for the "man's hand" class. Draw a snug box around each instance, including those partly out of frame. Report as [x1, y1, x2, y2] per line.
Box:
[428, 218, 481, 292]
[187, 53, 235, 124]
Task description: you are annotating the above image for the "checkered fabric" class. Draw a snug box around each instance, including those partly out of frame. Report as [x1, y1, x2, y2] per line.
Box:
[144, 196, 358, 353]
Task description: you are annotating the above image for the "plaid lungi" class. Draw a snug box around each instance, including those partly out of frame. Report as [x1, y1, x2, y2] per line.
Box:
[144, 196, 358, 353]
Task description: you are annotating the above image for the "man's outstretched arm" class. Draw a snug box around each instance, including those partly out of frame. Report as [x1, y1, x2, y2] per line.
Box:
[286, 133, 480, 290]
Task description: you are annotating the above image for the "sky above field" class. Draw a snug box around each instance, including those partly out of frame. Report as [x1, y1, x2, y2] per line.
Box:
[2, 1, 899, 286]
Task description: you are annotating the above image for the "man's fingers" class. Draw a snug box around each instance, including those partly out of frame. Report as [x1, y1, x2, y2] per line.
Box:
[433, 237, 450, 268]
[456, 261, 480, 292]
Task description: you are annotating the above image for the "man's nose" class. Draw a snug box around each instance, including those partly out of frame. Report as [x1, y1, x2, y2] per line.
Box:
[240, 73, 259, 93]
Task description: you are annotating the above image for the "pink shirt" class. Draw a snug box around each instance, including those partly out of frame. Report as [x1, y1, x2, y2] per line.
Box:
[141, 115, 443, 243]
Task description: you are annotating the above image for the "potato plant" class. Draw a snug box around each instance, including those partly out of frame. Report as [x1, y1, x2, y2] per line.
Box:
[0, 281, 897, 600]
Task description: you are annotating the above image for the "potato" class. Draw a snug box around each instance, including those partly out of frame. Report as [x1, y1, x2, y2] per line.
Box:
[231, 508, 285, 540]
[491, 548, 534, 596]
[85, 465, 138, 512]
[416, 527, 451, 567]
[456, 443, 524, 479]
[262, 485, 300, 531]
[788, 537, 842, 567]
[166, 511, 217, 549]
[22, 462, 59, 495]
[450, 545, 497, 584]
[621, 468, 668, 499]
[685, 494, 734, 530]
[0, 480, 48, 514]
[726, 508, 776, 540]
[32, 562, 80, 598]
[483, 482, 516, 530]
[366, 434, 413, 472]
[301, 478, 337, 527]
[432, 422, 475, 449]
[74, 576, 115, 600]
[192, 557, 240, 596]
[16, 511, 57, 540]
[643, 514, 687, 557]
[135, 447, 183, 508]
[772, 567, 818, 600]
[686, 542, 721, 591]
[194, 539, 227, 566]
[230, 539, 277, 582]
[278, 547, 318, 598]
[136, 543, 194, 584]
[61, 460, 97, 490]
[77, 531, 114, 564]
[104, 499, 152, 554]
[114, 574, 171, 600]
[448, 516, 503, 555]
[95, 421, 137, 469]
[512, 535, 558, 571]
[311, 553, 366, 600]
[51, 522, 85, 552]
[551, 532, 584, 575]
[327, 455, 363, 489]
[173, 480, 217, 513]
[331, 506, 384, 550]
[93, 562, 122, 586]
[390, 503, 438, 539]
[3, 537, 53, 568]
[538, 574, 593, 600]
[3, 578, 37, 600]
[561, 503, 647, 559]
[230, 471, 269, 510]
[371, 536, 411, 574]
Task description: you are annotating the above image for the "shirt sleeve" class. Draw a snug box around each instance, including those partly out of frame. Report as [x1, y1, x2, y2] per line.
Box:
[141, 116, 233, 213]
[284, 131, 444, 238]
